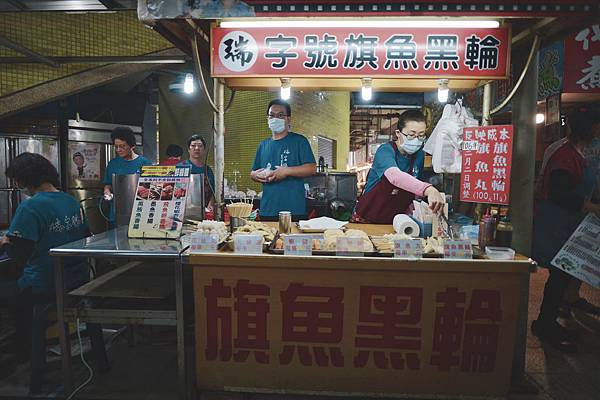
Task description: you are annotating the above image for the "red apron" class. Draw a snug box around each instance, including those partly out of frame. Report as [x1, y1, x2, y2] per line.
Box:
[352, 143, 416, 224]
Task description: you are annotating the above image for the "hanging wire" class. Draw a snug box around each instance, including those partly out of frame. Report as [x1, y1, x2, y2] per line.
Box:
[190, 32, 219, 113]
[490, 34, 541, 115]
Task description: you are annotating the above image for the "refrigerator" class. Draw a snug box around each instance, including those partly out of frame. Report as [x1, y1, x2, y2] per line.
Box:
[66, 119, 143, 233]
[0, 134, 61, 229]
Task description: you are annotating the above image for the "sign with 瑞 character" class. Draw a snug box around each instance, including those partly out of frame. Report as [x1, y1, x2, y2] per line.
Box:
[211, 27, 510, 79]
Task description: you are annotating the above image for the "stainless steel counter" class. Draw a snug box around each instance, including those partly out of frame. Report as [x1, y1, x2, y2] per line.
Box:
[50, 226, 188, 399]
[49, 226, 185, 259]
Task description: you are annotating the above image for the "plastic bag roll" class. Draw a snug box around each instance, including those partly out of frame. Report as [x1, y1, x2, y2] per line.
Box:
[393, 214, 420, 237]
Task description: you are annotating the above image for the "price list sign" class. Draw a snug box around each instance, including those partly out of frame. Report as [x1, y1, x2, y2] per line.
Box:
[128, 165, 190, 239]
[460, 125, 513, 205]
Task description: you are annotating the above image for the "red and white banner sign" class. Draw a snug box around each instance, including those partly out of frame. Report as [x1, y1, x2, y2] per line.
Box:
[564, 23, 600, 93]
[460, 125, 513, 205]
[211, 27, 510, 78]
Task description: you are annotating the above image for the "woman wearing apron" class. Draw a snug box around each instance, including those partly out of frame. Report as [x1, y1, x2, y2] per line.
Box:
[532, 105, 600, 352]
[353, 110, 444, 224]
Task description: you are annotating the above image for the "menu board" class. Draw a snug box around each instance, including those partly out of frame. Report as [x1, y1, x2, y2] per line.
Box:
[460, 125, 513, 205]
[128, 165, 190, 239]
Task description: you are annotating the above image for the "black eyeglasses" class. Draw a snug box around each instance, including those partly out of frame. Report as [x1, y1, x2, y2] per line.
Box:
[399, 130, 427, 141]
[267, 112, 288, 119]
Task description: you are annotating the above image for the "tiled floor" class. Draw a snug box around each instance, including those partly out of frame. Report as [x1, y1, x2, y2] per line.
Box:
[0, 268, 598, 400]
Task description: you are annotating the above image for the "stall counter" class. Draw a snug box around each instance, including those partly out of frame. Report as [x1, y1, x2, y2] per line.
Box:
[185, 223, 532, 399]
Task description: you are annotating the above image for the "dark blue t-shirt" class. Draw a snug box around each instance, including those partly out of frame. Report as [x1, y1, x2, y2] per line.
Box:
[252, 132, 316, 217]
[364, 142, 425, 195]
[103, 155, 153, 221]
[7, 192, 89, 293]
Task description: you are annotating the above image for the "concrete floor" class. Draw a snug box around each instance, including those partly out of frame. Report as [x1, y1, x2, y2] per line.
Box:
[0, 268, 598, 400]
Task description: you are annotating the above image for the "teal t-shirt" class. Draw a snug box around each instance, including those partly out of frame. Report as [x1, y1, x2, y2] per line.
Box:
[252, 132, 316, 217]
[363, 142, 425, 195]
[7, 192, 90, 293]
[103, 155, 153, 221]
[177, 160, 215, 193]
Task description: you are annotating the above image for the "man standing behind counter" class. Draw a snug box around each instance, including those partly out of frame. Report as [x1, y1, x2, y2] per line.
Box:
[251, 99, 316, 221]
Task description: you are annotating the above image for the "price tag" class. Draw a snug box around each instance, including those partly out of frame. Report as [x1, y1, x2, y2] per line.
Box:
[234, 233, 263, 255]
[189, 232, 219, 253]
[443, 240, 473, 259]
[394, 239, 423, 259]
[284, 235, 312, 256]
[462, 140, 478, 151]
[336, 237, 364, 257]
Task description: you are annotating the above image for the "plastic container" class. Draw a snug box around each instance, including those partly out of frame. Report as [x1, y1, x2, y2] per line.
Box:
[485, 246, 515, 260]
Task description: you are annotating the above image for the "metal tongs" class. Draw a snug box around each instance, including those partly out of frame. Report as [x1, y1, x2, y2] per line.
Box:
[438, 213, 455, 239]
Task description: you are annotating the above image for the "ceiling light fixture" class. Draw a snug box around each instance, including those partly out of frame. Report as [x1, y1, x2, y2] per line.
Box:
[361, 78, 373, 101]
[536, 113, 545, 124]
[183, 73, 195, 94]
[280, 78, 291, 100]
[437, 79, 449, 103]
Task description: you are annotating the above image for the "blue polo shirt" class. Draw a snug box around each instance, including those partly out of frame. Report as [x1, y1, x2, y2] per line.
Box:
[7, 192, 89, 294]
[252, 132, 316, 217]
[103, 155, 153, 221]
[364, 142, 425, 195]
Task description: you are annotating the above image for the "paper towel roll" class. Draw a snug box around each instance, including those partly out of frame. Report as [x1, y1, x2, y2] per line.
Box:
[393, 214, 420, 237]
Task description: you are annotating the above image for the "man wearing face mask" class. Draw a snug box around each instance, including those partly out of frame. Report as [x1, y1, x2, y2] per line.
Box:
[353, 110, 445, 224]
[251, 99, 316, 221]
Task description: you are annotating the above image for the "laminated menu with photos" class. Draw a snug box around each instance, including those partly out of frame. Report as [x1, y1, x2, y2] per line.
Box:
[128, 165, 191, 239]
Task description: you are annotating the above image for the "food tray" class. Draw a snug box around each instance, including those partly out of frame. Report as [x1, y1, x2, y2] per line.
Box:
[295, 222, 347, 233]
[268, 232, 379, 256]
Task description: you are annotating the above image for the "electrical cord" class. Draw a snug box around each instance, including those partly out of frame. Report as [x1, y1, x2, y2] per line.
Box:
[65, 318, 94, 400]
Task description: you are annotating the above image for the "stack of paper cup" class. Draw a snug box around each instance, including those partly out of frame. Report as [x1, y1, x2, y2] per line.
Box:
[393, 214, 420, 237]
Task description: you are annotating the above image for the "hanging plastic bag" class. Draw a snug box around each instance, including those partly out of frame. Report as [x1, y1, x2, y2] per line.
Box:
[424, 100, 478, 173]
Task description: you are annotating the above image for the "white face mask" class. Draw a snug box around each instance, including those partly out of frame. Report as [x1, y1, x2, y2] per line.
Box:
[268, 118, 286, 134]
[401, 137, 423, 154]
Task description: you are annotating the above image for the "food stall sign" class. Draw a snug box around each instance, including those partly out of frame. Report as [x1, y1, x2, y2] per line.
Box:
[211, 27, 510, 78]
[283, 235, 313, 256]
[128, 165, 190, 239]
[460, 125, 513, 205]
[336, 237, 364, 256]
[564, 23, 600, 93]
[443, 240, 474, 259]
[234, 233, 264, 254]
[191, 232, 220, 253]
[394, 239, 423, 259]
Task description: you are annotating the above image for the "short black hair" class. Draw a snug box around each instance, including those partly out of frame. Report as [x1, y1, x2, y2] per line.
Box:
[187, 134, 206, 148]
[397, 110, 426, 130]
[6, 152, 60, 188]
[567, 104, 600, 144]
[110, 126, 137, 147]
[72, 152, 84, 160]
[166, 144, 183, 157]
[267, 99, 291, 117]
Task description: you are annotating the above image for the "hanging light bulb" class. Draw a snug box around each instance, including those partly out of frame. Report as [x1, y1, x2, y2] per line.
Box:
[280, 78, 291, 100]
[437, 79, 449, 103]
[361, 78, 373, 101]
[183, 73, 194, 94]
[536, 113, 545, 124]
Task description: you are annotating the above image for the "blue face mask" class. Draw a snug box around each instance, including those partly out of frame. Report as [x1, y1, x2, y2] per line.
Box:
[268, 117, 286, 134]
[401, 137, 423, 154]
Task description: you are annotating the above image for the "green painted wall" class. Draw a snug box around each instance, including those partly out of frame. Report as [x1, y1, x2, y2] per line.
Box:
[0, 11, 171, 96]
[158, 78, 350, 191]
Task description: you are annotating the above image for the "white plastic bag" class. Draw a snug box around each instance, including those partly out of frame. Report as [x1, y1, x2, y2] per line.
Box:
[424, 100, 478, 173]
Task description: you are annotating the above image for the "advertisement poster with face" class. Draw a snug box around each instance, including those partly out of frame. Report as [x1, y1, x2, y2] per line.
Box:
[69, 142, 101, 180]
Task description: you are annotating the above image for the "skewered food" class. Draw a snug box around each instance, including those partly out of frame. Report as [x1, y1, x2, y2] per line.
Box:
[196, 220, 228, 243]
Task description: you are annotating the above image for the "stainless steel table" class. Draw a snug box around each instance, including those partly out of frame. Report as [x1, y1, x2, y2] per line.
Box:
[50, 226, 188, 399]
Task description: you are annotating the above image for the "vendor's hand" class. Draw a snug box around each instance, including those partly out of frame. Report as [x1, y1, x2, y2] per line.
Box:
[251, 169, 269, 183]
[424, 186, 445, 214]
[268, 166, 288, 182]
[103, 190, 113, 201]
[1, 236, 11, 246]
